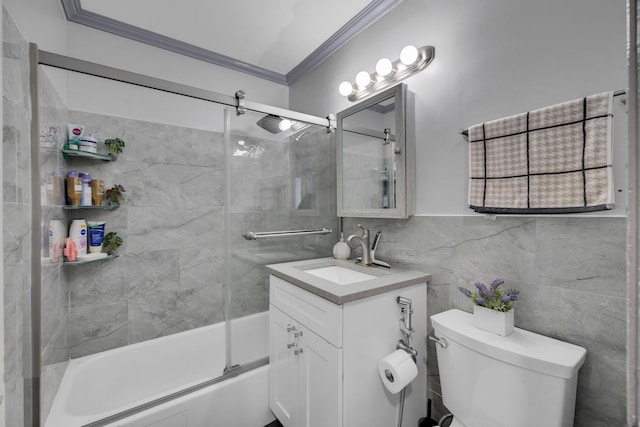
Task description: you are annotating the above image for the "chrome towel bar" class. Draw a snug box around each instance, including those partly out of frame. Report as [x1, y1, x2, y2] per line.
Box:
[459, 89, 627, 138]
[242, 227, 333, 240]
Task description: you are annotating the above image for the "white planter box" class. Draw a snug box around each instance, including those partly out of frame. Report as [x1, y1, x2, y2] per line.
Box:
[473, 306, 514, 336]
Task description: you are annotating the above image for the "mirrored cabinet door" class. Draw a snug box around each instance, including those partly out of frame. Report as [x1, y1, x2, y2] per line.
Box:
[336, 83, 415, 218]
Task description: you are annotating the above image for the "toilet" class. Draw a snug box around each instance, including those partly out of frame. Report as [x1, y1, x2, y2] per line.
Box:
[431, 309, 587, 427]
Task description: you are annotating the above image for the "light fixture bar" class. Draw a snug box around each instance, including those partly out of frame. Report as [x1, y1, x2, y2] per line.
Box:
[342, 45, 435, 102]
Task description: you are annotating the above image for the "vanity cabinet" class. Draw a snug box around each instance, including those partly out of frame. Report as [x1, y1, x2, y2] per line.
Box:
[268, 272, 428, 427]
[269, 307, 341, 427]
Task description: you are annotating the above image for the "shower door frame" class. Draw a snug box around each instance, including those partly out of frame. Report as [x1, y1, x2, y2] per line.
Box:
[28, 44, 334, 426]
[629, 2, 640, 426]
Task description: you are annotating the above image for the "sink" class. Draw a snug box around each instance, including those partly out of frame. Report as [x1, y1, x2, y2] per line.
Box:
[304, 265, 376, 285]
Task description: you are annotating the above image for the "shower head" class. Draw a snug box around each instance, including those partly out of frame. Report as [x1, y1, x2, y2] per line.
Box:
[256, 114, 290, 134]
[256, 114, 310, 136]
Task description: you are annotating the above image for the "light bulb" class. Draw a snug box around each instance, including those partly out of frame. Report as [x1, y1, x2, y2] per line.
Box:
[338, 81, 353, 96]
[400, 45, 419, 65]
[279, 119, 292, 131]
[355, 71, 371, 89]
[375, 58, 393, 77]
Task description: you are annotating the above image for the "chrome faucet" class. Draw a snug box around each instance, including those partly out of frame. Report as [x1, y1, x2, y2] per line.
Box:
[347, 224, 372, 266]
[369, 231, 390, 268]
[348, 225, 391, 268]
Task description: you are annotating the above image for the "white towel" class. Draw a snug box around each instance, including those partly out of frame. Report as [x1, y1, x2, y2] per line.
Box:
[468, 92, 614, 214]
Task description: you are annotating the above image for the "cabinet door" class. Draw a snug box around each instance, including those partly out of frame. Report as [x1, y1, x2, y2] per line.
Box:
[269, 306, 298, 427]
[297, 324, 342, 427]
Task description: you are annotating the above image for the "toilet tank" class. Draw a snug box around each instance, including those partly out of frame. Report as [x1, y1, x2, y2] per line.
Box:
[431, 309, 586, 427]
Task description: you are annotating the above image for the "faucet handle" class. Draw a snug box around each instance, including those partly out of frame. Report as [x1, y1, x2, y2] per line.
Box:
[371, 231, 382, 251]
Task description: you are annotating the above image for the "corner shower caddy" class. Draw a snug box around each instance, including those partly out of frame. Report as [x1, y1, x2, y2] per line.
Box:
[60, 146, 120, 265]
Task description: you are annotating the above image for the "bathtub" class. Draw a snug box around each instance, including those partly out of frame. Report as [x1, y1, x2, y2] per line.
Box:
[45, 312, 274, 427]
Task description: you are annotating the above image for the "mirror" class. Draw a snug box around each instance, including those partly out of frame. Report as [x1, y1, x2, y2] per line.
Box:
[336, 83, 415, 218]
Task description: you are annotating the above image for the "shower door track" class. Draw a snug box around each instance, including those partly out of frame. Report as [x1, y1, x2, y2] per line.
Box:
[35, 47, 334, 129]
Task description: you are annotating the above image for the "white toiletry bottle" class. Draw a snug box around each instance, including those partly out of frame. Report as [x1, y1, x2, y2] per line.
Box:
[48, 220, 66, 262]
[80, 173, 92, 206]
[333, 232, 351, 260]
[69, 219, 88, 255]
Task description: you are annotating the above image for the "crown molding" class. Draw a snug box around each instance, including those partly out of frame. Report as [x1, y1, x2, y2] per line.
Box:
[286, 0, 404, 85]
[60, 0, 287, 84]
[60, 0, 403, 86]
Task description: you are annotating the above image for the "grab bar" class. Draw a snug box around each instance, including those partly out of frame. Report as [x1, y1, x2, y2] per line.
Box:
[242, 227, 332, 240]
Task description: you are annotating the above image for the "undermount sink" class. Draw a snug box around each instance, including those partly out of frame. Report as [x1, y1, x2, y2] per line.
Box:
[304, 265, 377, 285]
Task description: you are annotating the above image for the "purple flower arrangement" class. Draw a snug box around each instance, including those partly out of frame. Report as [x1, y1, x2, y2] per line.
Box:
[458, 279, 519, 312]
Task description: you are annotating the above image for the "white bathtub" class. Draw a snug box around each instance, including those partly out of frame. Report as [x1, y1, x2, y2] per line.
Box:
[45, 312, 274, 427]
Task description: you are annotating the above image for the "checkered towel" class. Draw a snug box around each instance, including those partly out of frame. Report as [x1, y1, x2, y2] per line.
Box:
[468, 92, 614, 214]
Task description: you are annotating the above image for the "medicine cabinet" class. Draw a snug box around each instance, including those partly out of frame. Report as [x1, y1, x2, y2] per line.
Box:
[336, 83, 415, 218]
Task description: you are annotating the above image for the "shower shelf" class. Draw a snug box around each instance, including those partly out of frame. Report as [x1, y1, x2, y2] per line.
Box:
[63, 254, 118, 266]
[63, 204, 119, 210]
[61, 146, 117, 161]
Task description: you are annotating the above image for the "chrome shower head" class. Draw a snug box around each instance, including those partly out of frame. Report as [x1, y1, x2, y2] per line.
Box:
[256, 114, 290, 134]
[256, 114, 310, 136]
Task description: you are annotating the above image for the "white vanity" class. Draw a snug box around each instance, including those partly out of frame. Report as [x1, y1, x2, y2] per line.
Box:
[266, 258, 430, 427]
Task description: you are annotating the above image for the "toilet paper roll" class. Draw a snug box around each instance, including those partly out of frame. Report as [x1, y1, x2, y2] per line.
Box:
[378, 349, 418, 394]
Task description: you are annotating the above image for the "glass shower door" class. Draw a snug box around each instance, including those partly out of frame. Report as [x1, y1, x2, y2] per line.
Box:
[223, 108, 336, 369]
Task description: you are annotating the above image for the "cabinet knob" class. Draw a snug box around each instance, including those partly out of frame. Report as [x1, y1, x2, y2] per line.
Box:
[287, 343, 296, 349]
[294, 331, 303, 338]
[294, 348, 304, 355]
[287, 325, 296, 332]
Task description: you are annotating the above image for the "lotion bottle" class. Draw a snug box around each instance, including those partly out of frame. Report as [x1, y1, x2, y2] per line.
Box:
[69, 219, 88, 256]
[332, 232, 351, 260]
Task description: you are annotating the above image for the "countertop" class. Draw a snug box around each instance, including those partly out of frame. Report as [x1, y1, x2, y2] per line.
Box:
[266, 257, 430, 304]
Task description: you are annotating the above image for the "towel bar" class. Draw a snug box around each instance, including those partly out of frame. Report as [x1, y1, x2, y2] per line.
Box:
[459, 89, 627, 138]
[242, 227, 332, 240]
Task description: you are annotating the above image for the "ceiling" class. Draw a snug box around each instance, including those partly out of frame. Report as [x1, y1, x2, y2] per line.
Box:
[61, 0, 403, 85]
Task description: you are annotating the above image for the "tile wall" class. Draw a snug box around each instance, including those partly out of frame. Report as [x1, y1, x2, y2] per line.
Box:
[343, 215, 626, 427]
[66, 110, 336, 358]
[3, 7, 33, 426]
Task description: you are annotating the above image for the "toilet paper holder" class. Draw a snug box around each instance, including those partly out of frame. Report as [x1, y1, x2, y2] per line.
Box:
[396, 338, 417, 363]
[395, 296, 418, 362]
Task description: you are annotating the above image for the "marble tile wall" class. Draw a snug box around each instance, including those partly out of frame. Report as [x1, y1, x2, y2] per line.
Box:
[342, 146, 388, 210]
[228, 125, 336, 320]
[66, 110, 336, 359]
[343, 215, 626, 427]
[3, 7, 33, 426]
[65, 110, 228, 358]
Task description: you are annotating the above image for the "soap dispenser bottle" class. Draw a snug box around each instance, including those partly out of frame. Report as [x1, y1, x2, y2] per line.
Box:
[332, 232, 351, 260]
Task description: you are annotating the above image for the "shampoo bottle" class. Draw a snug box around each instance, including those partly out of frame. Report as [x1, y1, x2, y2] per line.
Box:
[79, 173, 92, 206]
[69, 219, 88, 256]
[48, 220, 66, 262]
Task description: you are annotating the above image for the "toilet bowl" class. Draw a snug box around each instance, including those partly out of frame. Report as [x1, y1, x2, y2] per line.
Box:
[431, 309, 586, 427]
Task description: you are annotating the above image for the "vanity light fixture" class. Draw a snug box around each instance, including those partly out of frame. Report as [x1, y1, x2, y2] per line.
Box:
[338, 45, 435, 102]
